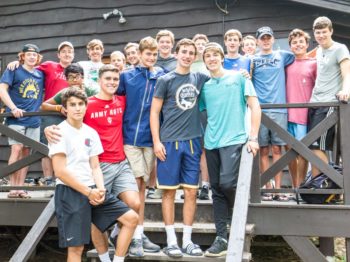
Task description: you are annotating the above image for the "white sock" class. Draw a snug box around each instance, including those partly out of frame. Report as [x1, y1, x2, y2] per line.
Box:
[132, 225, 143, 240]
[182, 225, 193, 248]
[110, 224, 120, 238]
[113, 256, 124, 262]
[99, 252, 111, 262]
[202, 181, 210, 187]
[165, 225, 177, 246]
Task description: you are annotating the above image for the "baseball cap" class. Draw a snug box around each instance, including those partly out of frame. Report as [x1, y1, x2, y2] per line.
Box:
[58, 41, 74, 51]
[22, 44, 40, 53]
[256, 26, 274, 39]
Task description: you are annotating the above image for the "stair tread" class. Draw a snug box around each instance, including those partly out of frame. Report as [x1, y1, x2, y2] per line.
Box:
[143, 221, 255, 234]
[87, 248, 251, 261]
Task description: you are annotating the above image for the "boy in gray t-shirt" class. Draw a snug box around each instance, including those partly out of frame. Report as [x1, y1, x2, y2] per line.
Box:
[150, 38, 209, 258]
[309, 16, 350, 177]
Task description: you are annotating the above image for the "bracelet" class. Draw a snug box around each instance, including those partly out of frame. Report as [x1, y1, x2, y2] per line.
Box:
[87, 188, 92, 198]
[55, 105, 62, 112]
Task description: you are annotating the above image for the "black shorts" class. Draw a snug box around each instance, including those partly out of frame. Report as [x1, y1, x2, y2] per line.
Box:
[308, 107, 336, 151]
[40, 115, 65, 144]
[55, 184, 130, 248]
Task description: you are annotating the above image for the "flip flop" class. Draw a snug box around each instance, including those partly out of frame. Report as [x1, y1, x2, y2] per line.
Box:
[7, 191, 19, 198]
[182, 243, 203, 256]
[163, 245, 183, 258]
[274, 194, 289, 202]
[18, 191, 31, 199]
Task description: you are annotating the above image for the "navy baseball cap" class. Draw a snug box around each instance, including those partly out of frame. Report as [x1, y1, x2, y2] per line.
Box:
[22, 44, 40, 53]
[256, 26, 274, 39]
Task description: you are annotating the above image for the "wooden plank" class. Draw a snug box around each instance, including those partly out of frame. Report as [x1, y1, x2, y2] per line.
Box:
[283, 236, 327, 262]
[10, 198, 55, 262]
[287, 0, 350, 13]
[250, 153, 261, 203]
[226, 145, 253, 262]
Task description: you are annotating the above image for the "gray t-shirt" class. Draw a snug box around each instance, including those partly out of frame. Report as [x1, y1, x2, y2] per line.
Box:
[311, 42, 350, 102]
[154, 71, 209, 142]
[155, 55, 177, 73]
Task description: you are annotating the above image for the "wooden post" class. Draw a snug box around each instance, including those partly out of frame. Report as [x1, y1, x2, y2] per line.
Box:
[226, 145, 253, 262]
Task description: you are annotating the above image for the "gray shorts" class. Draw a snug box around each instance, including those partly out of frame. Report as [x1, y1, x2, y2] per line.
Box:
[259, 112, 287, 147]
[101, 160, 139, 197]
[7, 125, 40, 146]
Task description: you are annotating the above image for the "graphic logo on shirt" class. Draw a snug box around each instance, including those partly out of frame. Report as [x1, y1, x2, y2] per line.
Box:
[19, 78, 40, 99]
[175, 83, 199, 111]
[85, 138, 91, 147]
[107, 117, 112, 124]
[253, 57, 281, 68]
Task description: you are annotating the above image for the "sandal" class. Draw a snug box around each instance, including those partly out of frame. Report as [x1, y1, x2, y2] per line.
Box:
[7, 191, 19, 198]
[163, 245, 183, 258]
[273, 194, 289, 202]
[182, 243, 203, 256]
[261, 193, 273, 201]
[18, 191, 31, 199]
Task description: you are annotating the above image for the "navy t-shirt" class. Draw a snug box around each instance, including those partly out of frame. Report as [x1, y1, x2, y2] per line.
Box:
[0, 65, 44, 127]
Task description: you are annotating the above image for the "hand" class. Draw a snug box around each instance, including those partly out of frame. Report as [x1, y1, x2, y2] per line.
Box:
[44, 125, 62, 144]
[336, 90, 349, 103]
[7, 61, 20, 71]
[240, 69, 251, 79]
[11, 107, 24, 118]
[59, 107, 67, 117]
[247, 141, 259, 156]
[88, 188, 104, 206]
[154, 141, 166, 161]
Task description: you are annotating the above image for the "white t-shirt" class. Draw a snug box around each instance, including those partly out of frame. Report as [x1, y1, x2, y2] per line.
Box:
[48, 120, 104, 186]
[78, 61, 104, 92]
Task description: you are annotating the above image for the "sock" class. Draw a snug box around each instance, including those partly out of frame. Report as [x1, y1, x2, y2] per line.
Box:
[182, 225, 193, 248]
[110, 224, 120, 238]
[132, 225, 143, 240]
[113, 256, 124, 262]
[99, 252, 111, 262]
[202, 181, 210, 188]
[165, 225, 177, 246]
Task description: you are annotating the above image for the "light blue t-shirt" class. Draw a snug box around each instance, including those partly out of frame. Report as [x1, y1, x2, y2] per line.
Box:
[252, 50, 294, 113]
[199, 71, 256, 150]
[223, 55, 251, 72]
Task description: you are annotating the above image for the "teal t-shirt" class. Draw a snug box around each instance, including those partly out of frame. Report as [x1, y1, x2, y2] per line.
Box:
[199, 71, 256, 150]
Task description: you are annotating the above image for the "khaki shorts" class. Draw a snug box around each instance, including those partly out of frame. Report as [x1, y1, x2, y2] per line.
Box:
[8, 125, 40, 146]
[124, 145, 155, 182]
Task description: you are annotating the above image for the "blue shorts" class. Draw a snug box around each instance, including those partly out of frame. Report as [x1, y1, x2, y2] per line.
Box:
[259, 112, 287, 147]
[288, 122, 307, 141]
[157, 138, 202, 189]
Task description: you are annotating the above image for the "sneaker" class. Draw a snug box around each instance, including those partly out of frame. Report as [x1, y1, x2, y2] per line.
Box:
[24, 178, 37, 186]
[129, 238, 144, 257]
[204, 236, 228, 257]
[108, 234, 117, 249]
[198, 185, 210, 200]
[146, 188, 155, 199]
[142, 233, 160, 253]
[0, 178, 9, 186]
[148, 188, 163, 199]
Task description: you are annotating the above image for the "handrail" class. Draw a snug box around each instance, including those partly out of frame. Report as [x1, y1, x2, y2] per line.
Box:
[226, 145, 254, 262]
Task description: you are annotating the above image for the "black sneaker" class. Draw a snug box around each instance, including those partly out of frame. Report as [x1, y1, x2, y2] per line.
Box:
[198, 185, 209, 200]
[108, 234, 117, 249]
[204, 236, 227, 257]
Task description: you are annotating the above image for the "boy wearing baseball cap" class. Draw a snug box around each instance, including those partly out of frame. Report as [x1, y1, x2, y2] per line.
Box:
[0, 44, 44, 198]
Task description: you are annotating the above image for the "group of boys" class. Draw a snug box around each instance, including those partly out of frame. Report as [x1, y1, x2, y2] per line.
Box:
[0, 15, 349, 261]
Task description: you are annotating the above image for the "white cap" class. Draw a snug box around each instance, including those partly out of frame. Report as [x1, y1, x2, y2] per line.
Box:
[58, 41, 74, 51]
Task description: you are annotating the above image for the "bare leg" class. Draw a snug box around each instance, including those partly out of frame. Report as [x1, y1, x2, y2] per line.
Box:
[297, 156, 308, 185]
[148, 164, 157, 189]
[41, 157, 54, 178]
[162, 189, 176, 225]
[91, 224, 109, 255]
[271, 145, 283, 189]
[135, 177, 146, 225]
[67, 245, 84, 262]
[115, 210, 139, 256]
[119, 191, 141, 213]
[311, 150, 328, 177]
[259, 146, 272, 188]
[200, 151, 209, 184]
[8, 144, 23, 194]
[18, 147, 30, 186]
[183, 188, 197, 225]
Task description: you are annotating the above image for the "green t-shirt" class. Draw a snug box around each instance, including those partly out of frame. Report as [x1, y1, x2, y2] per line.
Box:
[199, 71, 256, 150]
[53, 85, 98, 104]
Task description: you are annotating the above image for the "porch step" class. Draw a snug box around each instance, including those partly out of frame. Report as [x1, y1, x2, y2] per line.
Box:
[87, 248, 252, 261]
[142, 222, 255, 247]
